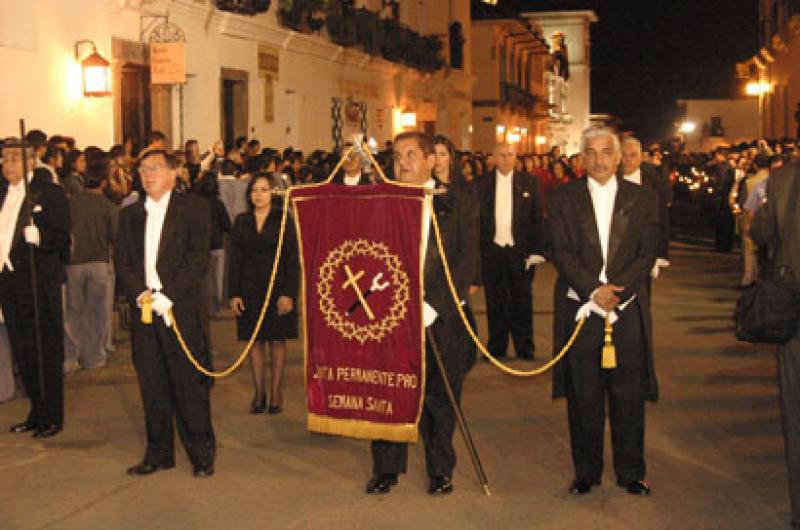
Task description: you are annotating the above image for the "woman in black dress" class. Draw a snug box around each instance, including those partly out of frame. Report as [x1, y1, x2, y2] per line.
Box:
[229, 174, 299, 414]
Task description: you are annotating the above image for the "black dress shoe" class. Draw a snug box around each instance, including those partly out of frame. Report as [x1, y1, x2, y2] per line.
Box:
[10, 422, 37, 434]
[33, 425, 62, 438]
[428, 475, 454, 495]
[366, 473, 398, 494]
[619, 480, 651, 496]
[126, 460, 176, 476]
[268, 404, 283, 415]
[517, 354, 536, 361]
[249, 396, 266, 415]
[568, 478, 601, 495]
[193, 463, 215, 478]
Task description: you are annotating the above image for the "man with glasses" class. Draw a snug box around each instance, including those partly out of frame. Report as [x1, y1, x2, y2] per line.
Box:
[115, 149, 216, 478]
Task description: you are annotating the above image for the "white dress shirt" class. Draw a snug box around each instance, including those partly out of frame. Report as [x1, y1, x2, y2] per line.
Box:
[144, 191, 172, 291]
[623, 167, 641, 186]
[343, 172, 362, 186]
[421, 179, 437, 326]
[0, 179, 26, 272]
[493, 170, 514, 246]
[587, 176, 618, 284]
[568, 177, 634, 322]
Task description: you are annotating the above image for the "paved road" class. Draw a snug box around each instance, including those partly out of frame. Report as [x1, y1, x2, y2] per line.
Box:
[0, 242, 790, 529]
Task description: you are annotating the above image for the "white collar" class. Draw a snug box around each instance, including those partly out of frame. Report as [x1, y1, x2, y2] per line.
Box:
[424, 178, 436, 189]
[587, 175, 618, 195]
[623, 167, 641, 179]
[145, 190, 172, 211]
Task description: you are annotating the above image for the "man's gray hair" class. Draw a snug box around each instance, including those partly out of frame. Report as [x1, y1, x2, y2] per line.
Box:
[621, 136, 642, 152]
[580, 126, 621, 155]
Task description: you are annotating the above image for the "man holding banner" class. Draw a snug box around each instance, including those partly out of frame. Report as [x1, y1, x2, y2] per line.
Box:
[368, 132, 478, 495]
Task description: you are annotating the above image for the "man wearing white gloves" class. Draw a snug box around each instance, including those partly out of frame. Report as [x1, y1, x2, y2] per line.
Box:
[0, 138, 70, 438]
[367, 131, 479, 496]
[114, 149, 215, 478]
[548, 127, 659, 497]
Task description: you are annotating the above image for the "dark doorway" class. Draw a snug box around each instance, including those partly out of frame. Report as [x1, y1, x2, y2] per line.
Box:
[121, 65, 152, 149]
[220, 68, 249, 150]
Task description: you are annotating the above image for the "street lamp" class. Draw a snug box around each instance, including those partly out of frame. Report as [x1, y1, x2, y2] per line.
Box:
[678, 121, 696, 134]
[75, 40, 111, 97]
[745, 81, 771, 96]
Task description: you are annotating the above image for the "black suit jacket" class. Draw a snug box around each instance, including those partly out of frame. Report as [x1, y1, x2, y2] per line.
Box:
[618, 162, 672, 259]
[751, 159, 800, 279]
[114, 192, 211, 336]
[0, 169, 71, 285]
[547, 177, 659, 401]
[424, 184, 480, 378]
[479, 170, 544, 256]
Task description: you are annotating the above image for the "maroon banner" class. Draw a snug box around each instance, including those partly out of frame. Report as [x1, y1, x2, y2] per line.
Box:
[292, 183, 425, 442]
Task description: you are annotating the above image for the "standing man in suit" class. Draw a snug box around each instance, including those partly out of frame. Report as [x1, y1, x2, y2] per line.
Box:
[367, 131, 478, 496]
[115, 149, 215, 478]
[620, 136, 672, 277]
[0, 138, 71, 438]
[706, 149, 736, 252]
[548, 127, 659, 497]
[479, 142, 545, 360]
[750, 158, 800, 529]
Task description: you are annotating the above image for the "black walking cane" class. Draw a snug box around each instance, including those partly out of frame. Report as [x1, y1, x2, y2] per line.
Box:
[425, 327, 491, 496]
[18, 119, 47, 426]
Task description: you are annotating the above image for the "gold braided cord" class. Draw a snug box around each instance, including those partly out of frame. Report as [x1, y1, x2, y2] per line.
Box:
[429, 209, 585, 377]
[169, 191, 291, 378]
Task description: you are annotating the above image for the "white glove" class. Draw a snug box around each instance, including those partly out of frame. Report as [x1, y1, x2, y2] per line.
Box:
[423, 302, 438, 327]
[151, 292, 174, 327]
[525, 254, 546, 271]
[651, 258, 670, 279]
[24, 225, 40, 247]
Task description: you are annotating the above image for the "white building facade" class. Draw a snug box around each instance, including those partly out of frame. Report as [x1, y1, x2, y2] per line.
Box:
[0, 0, 473, 151]
[522, 10, 597, 155]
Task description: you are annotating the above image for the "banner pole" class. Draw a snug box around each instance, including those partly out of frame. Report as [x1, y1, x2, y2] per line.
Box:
[425, 327, 491, 496]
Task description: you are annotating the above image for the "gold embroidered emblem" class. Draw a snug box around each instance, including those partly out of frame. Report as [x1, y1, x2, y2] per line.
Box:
[317, 239, 410, 344]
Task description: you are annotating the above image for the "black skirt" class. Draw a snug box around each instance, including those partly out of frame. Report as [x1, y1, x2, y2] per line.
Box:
[237, 292, 298, 342]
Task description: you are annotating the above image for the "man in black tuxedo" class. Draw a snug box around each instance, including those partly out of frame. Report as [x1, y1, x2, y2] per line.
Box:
[479, 142, 545, 360]
[548, 127, 659, 497]
[115, 150, 215, 478]
[367, 131, 478, 496]
[620, 136, 672, 276]
[0, 138, 70, 438]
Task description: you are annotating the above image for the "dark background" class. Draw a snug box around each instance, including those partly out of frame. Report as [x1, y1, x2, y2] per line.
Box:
[472, 0, 760, 143]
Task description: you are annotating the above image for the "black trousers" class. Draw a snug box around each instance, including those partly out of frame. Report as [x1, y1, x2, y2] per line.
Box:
[565, 301, 647, 484]
[777, 333, 800, 529]
[131, 317, 214, 468]
[482, 243, 535, 358]
[371, 340, 466, 478]
[0, 270, 64, 428]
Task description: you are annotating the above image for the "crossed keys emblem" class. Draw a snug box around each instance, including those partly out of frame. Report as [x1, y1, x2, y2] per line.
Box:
[342, 266, 391, 319]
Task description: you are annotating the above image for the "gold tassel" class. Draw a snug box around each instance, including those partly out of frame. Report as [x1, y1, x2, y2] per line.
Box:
[601, 315, 617, 369]
[140, 292, 153, 325]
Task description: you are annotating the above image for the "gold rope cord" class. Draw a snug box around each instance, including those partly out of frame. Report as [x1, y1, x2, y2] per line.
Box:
[169, 191, 291, 378]
[429, 210, 585, 377]
[168, 141, 585, 378]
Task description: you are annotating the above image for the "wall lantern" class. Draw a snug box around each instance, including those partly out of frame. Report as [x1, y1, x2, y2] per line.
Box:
[535, 135, 548, 145]
[495, 124, 506, 134]
[678, 121, 696, 134]
[400, 107, 417, 128]
[507, 131, 521, 143]
[75, 39, 112, 97]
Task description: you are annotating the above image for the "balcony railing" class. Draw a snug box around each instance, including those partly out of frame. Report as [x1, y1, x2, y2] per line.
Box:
[500, 82, 538, 116]
[274, 1, 445, 73]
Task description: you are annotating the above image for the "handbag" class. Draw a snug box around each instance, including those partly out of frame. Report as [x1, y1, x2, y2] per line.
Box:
[735, 176, 800, 344]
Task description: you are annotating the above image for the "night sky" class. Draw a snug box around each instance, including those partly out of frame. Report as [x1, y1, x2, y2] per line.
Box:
[472, 0, 760, 143]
